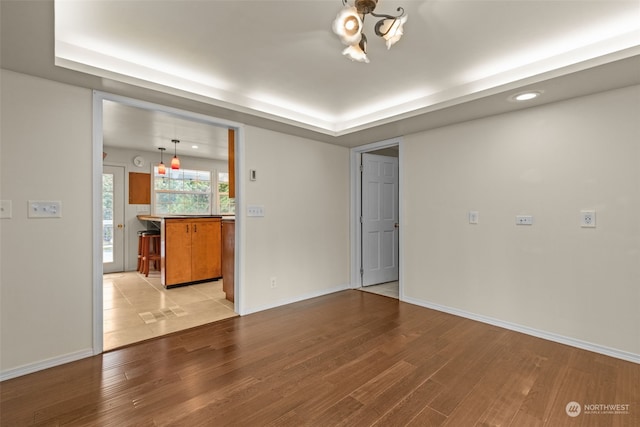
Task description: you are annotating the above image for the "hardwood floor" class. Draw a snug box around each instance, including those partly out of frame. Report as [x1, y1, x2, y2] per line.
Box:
[2, 290, 638, 426]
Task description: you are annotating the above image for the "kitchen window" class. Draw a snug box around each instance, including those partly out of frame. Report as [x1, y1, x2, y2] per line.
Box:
[153, 168, 212, 215]
[218, 172, 235, 214]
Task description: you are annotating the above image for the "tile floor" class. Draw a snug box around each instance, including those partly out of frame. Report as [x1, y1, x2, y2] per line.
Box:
[103, 271, 237, 351]
[360, 281, 399, 299]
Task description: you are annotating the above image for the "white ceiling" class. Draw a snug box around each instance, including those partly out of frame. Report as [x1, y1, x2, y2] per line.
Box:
[103, 100, 231, 160]
[48, 1, 640, 152]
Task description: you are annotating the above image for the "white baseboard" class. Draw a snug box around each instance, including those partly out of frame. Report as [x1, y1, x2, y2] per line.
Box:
[241, 283, 350, 316]
[0, 348, 95, 382]
[402, 296, 640, 365]
[6, 291, 633, 381]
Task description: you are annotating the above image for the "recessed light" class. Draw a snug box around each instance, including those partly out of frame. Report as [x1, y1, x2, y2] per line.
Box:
[191, 145, 198, 149]
[510, 91, 542, 102]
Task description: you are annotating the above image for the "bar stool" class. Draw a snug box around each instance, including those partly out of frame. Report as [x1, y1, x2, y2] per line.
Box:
[138, 230, 161, 276]
[137, 230, 159, 272]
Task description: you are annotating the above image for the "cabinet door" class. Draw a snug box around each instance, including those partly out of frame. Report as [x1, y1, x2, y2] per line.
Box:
[222, 220, 235, 302]
[191, 220, 222, 281]
[165, 221, 193, 285]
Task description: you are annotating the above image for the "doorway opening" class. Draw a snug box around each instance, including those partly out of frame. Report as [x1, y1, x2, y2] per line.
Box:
[351, 138, 402, 300]
[93, 92, 244, 353]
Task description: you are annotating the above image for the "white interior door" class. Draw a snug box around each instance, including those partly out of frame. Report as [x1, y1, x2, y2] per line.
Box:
[103, 165, 125, 273]
[361, 153, 399, 286]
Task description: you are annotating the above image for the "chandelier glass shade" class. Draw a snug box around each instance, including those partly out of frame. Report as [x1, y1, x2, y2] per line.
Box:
[332, 0, 407, 63]
[332, 7, 363, 46]
[157, 147, 166, 175]
[171, 139, 180, 170]
[342, 40, 369, 63]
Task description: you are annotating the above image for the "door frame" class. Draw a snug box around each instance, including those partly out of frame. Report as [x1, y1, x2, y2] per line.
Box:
[350, 137, 404, 298]
[91, 91, 246, 354]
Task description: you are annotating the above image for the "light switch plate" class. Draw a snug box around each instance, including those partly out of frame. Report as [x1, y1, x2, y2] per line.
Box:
[0, 200, 12, 219]
[468, 211, 479, 224]
[516, 215, 533, 225]
[28, 200, 62, 218]
[247, 205, 265, 217]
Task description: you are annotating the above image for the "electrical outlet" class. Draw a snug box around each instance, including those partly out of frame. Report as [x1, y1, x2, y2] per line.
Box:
[580, 210, 596, 228]
[270, 277, 277, 288]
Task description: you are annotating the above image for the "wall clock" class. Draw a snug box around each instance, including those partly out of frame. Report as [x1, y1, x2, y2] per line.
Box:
[132, 155, 145, 168]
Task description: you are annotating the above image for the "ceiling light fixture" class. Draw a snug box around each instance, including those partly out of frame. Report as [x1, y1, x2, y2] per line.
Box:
[157, 147, 166, 175]
[332, 0, 407, 63]
[512, 91, 542, 102]
[171, 139, 180, 170]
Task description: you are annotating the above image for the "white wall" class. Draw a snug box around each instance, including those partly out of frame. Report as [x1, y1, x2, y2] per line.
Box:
[103, 145, 228, 271]
[1, 70, 94, 373]
[402, 85, 640, 359]
[242, 126, 351, 313]
[0, 70, 352, 378]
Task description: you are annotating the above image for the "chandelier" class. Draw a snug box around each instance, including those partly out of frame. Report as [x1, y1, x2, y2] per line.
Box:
[332, 0, 407, 63]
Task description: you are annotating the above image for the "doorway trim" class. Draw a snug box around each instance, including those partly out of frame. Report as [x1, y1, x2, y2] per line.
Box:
[350, 137, 404, 298]
[91, 91, 246, 354]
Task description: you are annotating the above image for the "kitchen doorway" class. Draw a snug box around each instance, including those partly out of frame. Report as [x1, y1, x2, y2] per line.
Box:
[93, 92, 244, 354]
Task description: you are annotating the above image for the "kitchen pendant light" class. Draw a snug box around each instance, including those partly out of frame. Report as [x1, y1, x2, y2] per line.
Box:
[171, 139, 180, 170]
[157, 147, 166, 175]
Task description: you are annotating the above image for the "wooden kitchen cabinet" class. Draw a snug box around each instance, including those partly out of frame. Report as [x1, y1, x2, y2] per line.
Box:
[222, 219, 235, 302]
[161, 217, 222, 287]
[129, 172, 150, 204]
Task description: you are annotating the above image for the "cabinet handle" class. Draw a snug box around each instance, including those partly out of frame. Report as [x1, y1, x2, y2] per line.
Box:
[186, 225, 189, 233]
[194, 225, 197, 233]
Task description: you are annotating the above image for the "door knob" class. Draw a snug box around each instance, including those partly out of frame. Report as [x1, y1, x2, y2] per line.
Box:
[117, 224, 124, 229]
[394, 223, 399, 228]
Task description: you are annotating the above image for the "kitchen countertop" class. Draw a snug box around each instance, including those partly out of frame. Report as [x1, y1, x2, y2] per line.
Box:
[137, 214, 231, 221]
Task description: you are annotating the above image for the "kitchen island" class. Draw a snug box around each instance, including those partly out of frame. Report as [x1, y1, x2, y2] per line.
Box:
[137, 215, 224, 288]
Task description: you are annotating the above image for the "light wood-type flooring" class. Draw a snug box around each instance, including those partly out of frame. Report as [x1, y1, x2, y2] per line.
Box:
[2, 290, 638, 426]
